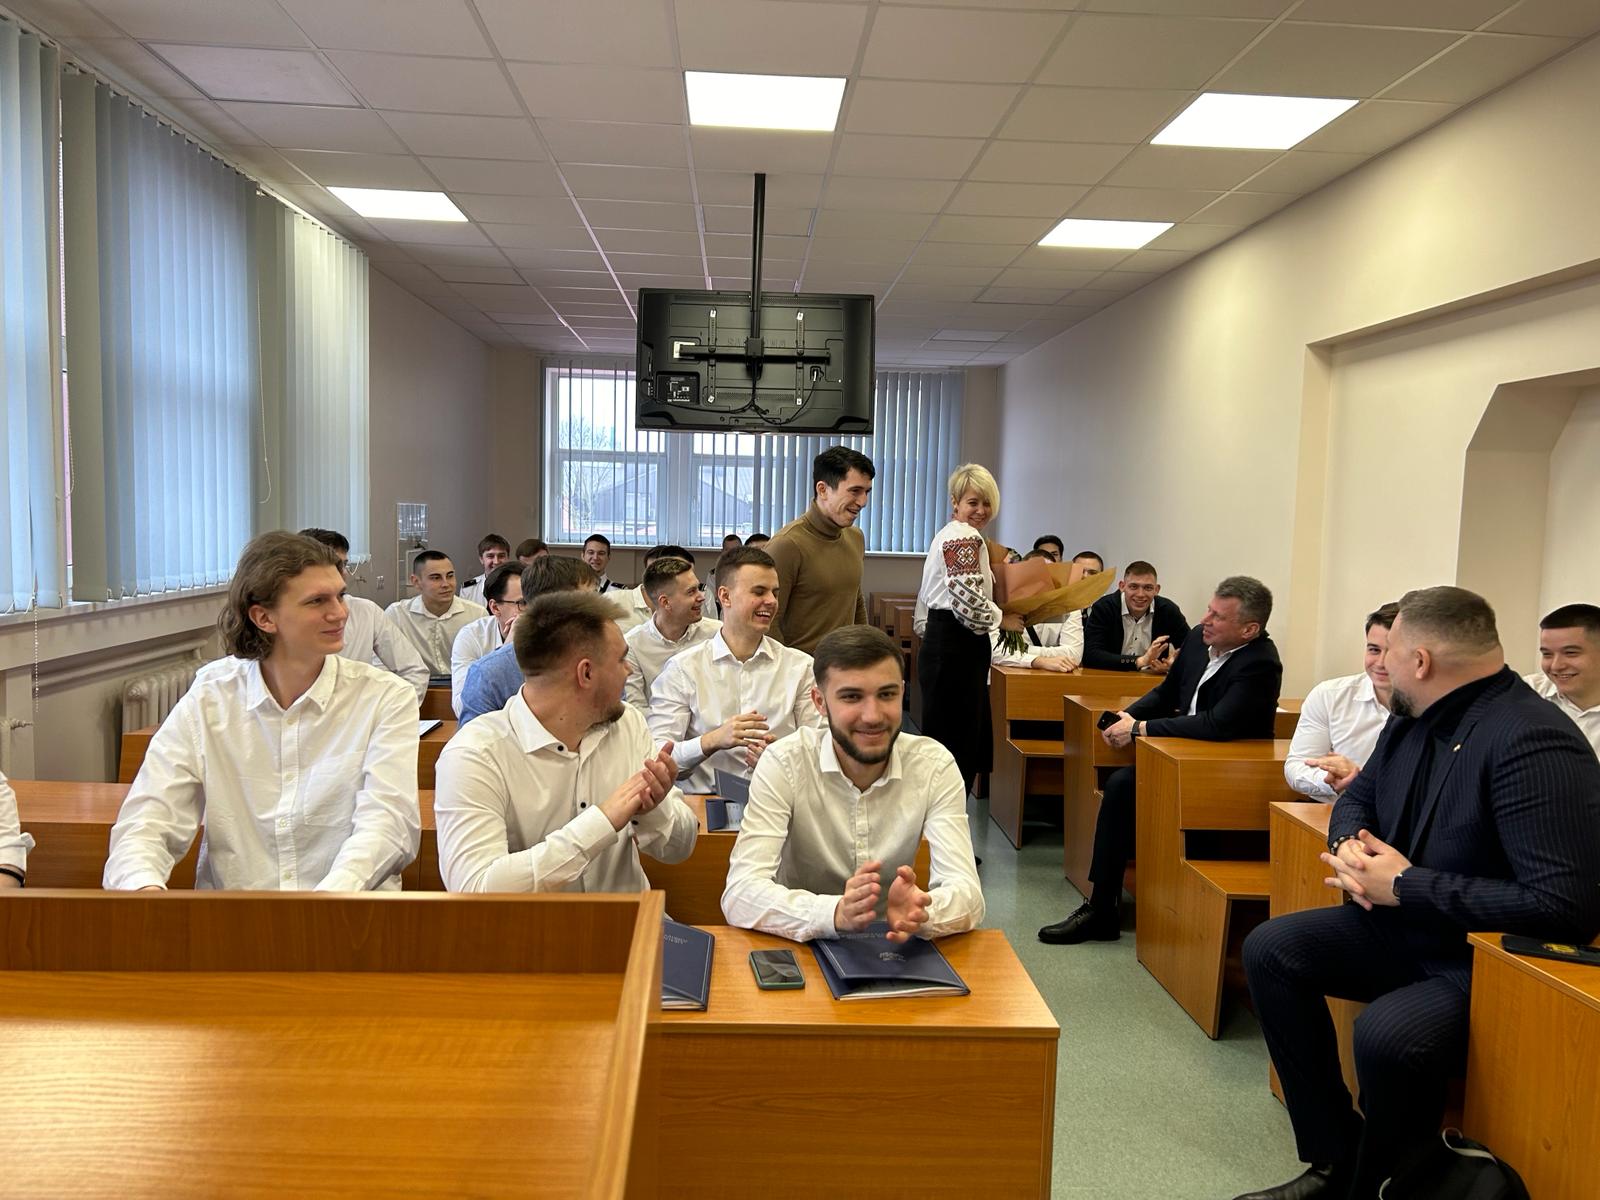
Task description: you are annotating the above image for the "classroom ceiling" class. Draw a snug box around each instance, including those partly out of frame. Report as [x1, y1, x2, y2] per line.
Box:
[10, 0, 1598, 366]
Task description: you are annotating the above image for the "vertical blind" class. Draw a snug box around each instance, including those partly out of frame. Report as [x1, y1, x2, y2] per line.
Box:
[543, 363, 964, 554]
[0, 19, 63, 613]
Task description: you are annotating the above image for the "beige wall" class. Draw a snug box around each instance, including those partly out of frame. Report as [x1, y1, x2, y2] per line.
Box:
[997, 37, 1600, 694]
[1543, 386, 1600, 618]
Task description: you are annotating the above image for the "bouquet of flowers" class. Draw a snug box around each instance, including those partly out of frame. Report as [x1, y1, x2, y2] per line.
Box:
[992, 558, 1116, 657]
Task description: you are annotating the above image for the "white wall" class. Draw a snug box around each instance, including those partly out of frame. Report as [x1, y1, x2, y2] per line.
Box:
[1542, 386, 1600, 616]
[997, 37, 1600, 693]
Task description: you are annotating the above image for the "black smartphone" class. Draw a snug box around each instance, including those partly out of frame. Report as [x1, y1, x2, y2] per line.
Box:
[749, 948, 805, 989]
[1502, 934, 1600, 968]
[1097, 710, 1123, 732]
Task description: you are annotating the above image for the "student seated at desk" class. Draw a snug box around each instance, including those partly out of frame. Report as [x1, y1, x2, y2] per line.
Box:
[1031, 534, 1064, 562]
[623, 555, 720, 713]
[385, 550, 488, 678]
[449, 562, 524, 717]
[611, 543, 692, 634]
[0, 770, 35, 888]
[722, 625, 984, 943]
[103, 531, 421, 892]
[1080, 559, 1188, 673]
[300, 527, 429, 704]
[648, 546, 825, 795]
[458, 533, 511, 607]
[1027, 549, 1103, 655]
[458, 557, 598, 725]
[582, 532, 619, 594]
[1524, 603, 1600, 758]
[1284, 602, 1397, 801]
[434, 591, 697, 893]
[1039, 575, 1282, 945]
[515, 537, 548, 564]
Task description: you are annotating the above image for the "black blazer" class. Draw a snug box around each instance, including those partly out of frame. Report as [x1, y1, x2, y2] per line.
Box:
[1330, 668, 1600, 949]
[1082, 593, 1190, 671]
[1125, 626, 1282, 741]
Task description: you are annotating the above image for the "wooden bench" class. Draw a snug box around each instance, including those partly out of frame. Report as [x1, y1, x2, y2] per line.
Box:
[1181, 858, 1271, 1038]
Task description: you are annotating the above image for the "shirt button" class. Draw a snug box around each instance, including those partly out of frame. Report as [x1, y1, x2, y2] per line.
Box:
[277, 819, 290, 829]
[580, 802, 587, 808]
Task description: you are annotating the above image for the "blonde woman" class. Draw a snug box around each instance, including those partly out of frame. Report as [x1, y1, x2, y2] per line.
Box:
[914, 464, 1024, 789]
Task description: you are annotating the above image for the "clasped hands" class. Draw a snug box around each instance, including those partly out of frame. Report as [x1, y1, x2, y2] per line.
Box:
[834, 859, 933, 943]
[600, 741, 679, 830]
[708, 710, 775, 768]
[1319, 828, 1411, 909]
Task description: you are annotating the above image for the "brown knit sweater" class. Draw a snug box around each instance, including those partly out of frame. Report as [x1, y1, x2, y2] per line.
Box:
[765, 504, 868, 654]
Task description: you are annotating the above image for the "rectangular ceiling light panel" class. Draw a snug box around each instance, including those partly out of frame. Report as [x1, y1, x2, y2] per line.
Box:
[686, 71, 846, 132]
[1153, 92, 1358, 150]
[329, 187, 468, 221]
[1039, 218, 1171, 249]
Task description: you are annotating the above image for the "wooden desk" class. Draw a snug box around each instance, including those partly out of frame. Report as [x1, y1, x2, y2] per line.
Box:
[988, 666, 1158, 848]
[642, 926, 1059, 1198]
[119, 721, 458, 791]
[1135, 738, 1293, 1036]
[1061, 694, 1144, 894]
[420, 684, 454, 721]
[1463, 932, 1600, 1200]
[0, 890, 662, 1199]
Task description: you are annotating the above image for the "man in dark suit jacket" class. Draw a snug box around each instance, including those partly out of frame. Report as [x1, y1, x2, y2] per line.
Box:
[1235, 587, 1600, 1200]
[1040, 575, 1283, 944]
[1081, 560, 1190, 672]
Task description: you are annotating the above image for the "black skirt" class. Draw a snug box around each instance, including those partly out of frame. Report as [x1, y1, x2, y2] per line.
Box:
[917, 608, 993, 785]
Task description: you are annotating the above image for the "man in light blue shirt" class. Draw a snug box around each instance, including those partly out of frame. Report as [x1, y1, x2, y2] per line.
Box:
[459, 556, 598, 725]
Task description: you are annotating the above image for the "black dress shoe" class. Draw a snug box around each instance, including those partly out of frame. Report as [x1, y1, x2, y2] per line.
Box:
[1232, 1164, 1345, 1200]
[1037, 902, 1120, 944]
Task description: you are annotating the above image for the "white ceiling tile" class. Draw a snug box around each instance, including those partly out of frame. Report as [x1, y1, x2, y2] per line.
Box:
[704, 232, 809, 258]
[1486, 0, 1600, 38]
[149, 44, 361, 106]
[812, 210, 936, 239]
[482, 223, 599, 251]
[228, 146, 304, 179]
[888, 283, 984, 303]
[1069, 185, 1220, 221]
[1212, 23, 1459, 97]
[540, 121, 690, 169]
[219, 103, 406, 152]
[970, 141, 1130, 185]
[1081, 0, 1292, 14]
[1243, 150, 1368, 194]
[696, 172, 825, 208]
[702, 207, 813, 236]
[1382, 33, 1574, 104]
[1082, 267, 1156, 289]
[279, 149, 435, 188]
[374, 261, 448, 287]
[862, 7, 1071, 83]
[72, 38, 206, 100]
[563, 165, 693, 203]
[160, 98, 264, 146]
[83, 0, 310, 45]
[381, 112, 545, 160]
[1115, 247, 1195, 272]
[910, 242, 1027, 267]
[945, 181, 1088, 217]
[1144, 223, 1239, 252]
[1296, 99, 1456, 154]
[844, 81, 1021, 138]
[277, 0, 493, 55]
[1010, 244, 1133, 270]
[433, 265, 526, 285]
[675, 0, 870, 74]
[580, 199, 700, 231]
[477, 0, 676, 66]
[809, 238, 919, 264]
[455, 193, 583, 224]
[1289, 0, 1508, 30]
[488, 311, 566, 325]
[818, 176, 956, 211]
[992, 266, 1103, 289]
[325, 51, 522, 115]
[617, 274, 708, 291]
[513, 267, 616, 289]
[1189, 189, 1295, 224]
[394, 243, 513, 266]
[2, 0, 119, 37]
[508, 64, 685, 123]
[1104, 146, 1280, 191]
[689, 129, 835, 174]
[606, 252, 706, 274]
[372, 220, 494, 246]
[1038, 14, 1268, 89]
[597, 229, 704, 255]
[901, 264, 1005, 286]
[451, 283, 553, 310]
[1000, 86, 1191, 144]
[803, 262, 904, 282]
[928, 214, 1055, 243]
[421, 157, 566, 194]
[831, 134, 985, 180]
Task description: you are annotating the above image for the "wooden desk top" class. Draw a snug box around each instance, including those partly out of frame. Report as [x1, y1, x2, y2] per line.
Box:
[1272, 800, 1332, 839]
[1467, 932, 1600, 1014]
[1144, 738, 1293, 764]
[1064, 693, 1149, 713]
[421, 721, 456, 745]
[661, 927, 1058, 1038]
[11, 779, 130, 820]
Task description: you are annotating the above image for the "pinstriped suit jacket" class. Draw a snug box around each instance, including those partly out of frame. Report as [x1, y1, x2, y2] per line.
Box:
[1330, 667, 1600, 952]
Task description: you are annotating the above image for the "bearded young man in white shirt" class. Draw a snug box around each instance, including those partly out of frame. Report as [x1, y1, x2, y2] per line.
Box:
[649, 546, 826, 795]
[722, 624, 984, 943]
[104, 531, 421, 892]
[1284, 602, 1398, 800]
[433, 590, 696, 894]
[300, 527, 429, 703]
[449, 562, 525, 717]
[623, 555, 720, 712]
[1525, 603, 1600, 758]
[385, 550, 488, 678]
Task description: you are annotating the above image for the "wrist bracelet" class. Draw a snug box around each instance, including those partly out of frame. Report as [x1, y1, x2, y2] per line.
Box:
[1328, 834, 1356, 854]
[0, 866, 25, 887]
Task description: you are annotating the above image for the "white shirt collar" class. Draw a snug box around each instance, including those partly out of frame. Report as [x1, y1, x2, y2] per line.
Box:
[408, 594, 468, 620]
[710, 629, 776, 664]
[243, 654, 340, 715]
[1120, 594, 1151, 622]
[647, 614, 703, 646]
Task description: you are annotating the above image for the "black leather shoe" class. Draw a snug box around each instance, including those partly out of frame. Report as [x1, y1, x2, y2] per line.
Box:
[1037, 902, 1120, 944]
[1232, 1164, 1345, 1200]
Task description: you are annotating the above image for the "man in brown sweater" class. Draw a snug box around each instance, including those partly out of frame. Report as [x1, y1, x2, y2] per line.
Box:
[766, 447, 875, 654]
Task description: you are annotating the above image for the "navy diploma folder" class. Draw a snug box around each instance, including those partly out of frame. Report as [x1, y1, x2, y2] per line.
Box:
[661, 918, 714, 1011]
[810, 922, 969, 1001]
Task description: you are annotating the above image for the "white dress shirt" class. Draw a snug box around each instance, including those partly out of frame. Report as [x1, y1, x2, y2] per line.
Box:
[433, 697, 697, 893]
[1117, 595, 1155, 657]
[624, 614, 722, 712]
[341, 594, 429, 702]
[648, 632, 826, 794]
[0, 771, 35, 874]
[459, 578, 485, 608]
[450, 615, 505, 717]
[1189, 643, 1242, 715]
[913, 519, 1001, 636]
[1525, 672, 1600, 759]
[721, 726, 985, 942]
[385, 594, 488, 676]
[1284, 672, 1391, 800]
[612, 584, 651, 633]
[993, 610, 1085, 668]
[103, 655, 421, 892]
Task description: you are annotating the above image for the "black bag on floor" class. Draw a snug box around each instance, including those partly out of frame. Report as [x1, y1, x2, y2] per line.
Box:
[1378, 1129, 1530, 1200]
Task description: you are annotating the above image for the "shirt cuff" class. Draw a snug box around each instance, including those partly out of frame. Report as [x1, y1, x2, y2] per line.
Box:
[675, 735, 708, 772]
[111, 869, 169, 891]
[812, 893, 842, 941]
[570, 803, 624, 856]
[315, 868, 369, 893]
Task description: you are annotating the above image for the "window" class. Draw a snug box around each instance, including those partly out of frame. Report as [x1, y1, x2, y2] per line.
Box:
[543, 363, 963, 553]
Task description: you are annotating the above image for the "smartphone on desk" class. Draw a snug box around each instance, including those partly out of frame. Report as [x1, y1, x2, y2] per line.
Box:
[749, 949, 805, 989]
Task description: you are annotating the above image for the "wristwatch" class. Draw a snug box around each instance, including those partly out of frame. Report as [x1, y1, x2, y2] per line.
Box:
[1392, 869, 1406, 904]
[1130, 721, 1143, 739]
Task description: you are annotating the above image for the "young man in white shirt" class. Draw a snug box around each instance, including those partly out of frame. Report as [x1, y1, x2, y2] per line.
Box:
[1526, 603, 1600, 758]
[582, 533, 619, 593]
[300, 528, 429, 703]
[623, 555, 720, 712]
[434, 590, 697, 893]
[722, 624, 984, 942]
[1284, 602, 1397, 800]
[649, 546, 826, 794]
[611, 543, 693, 634]
[104, 531, 421, 892]
[385, 550, 488, 678]
[450, 562, 525, 717]
[0, 771, 35, 888]
[459, 534, 511, 607]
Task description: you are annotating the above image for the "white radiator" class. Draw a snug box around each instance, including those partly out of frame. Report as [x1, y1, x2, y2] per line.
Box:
[120, 660, 201, 734]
